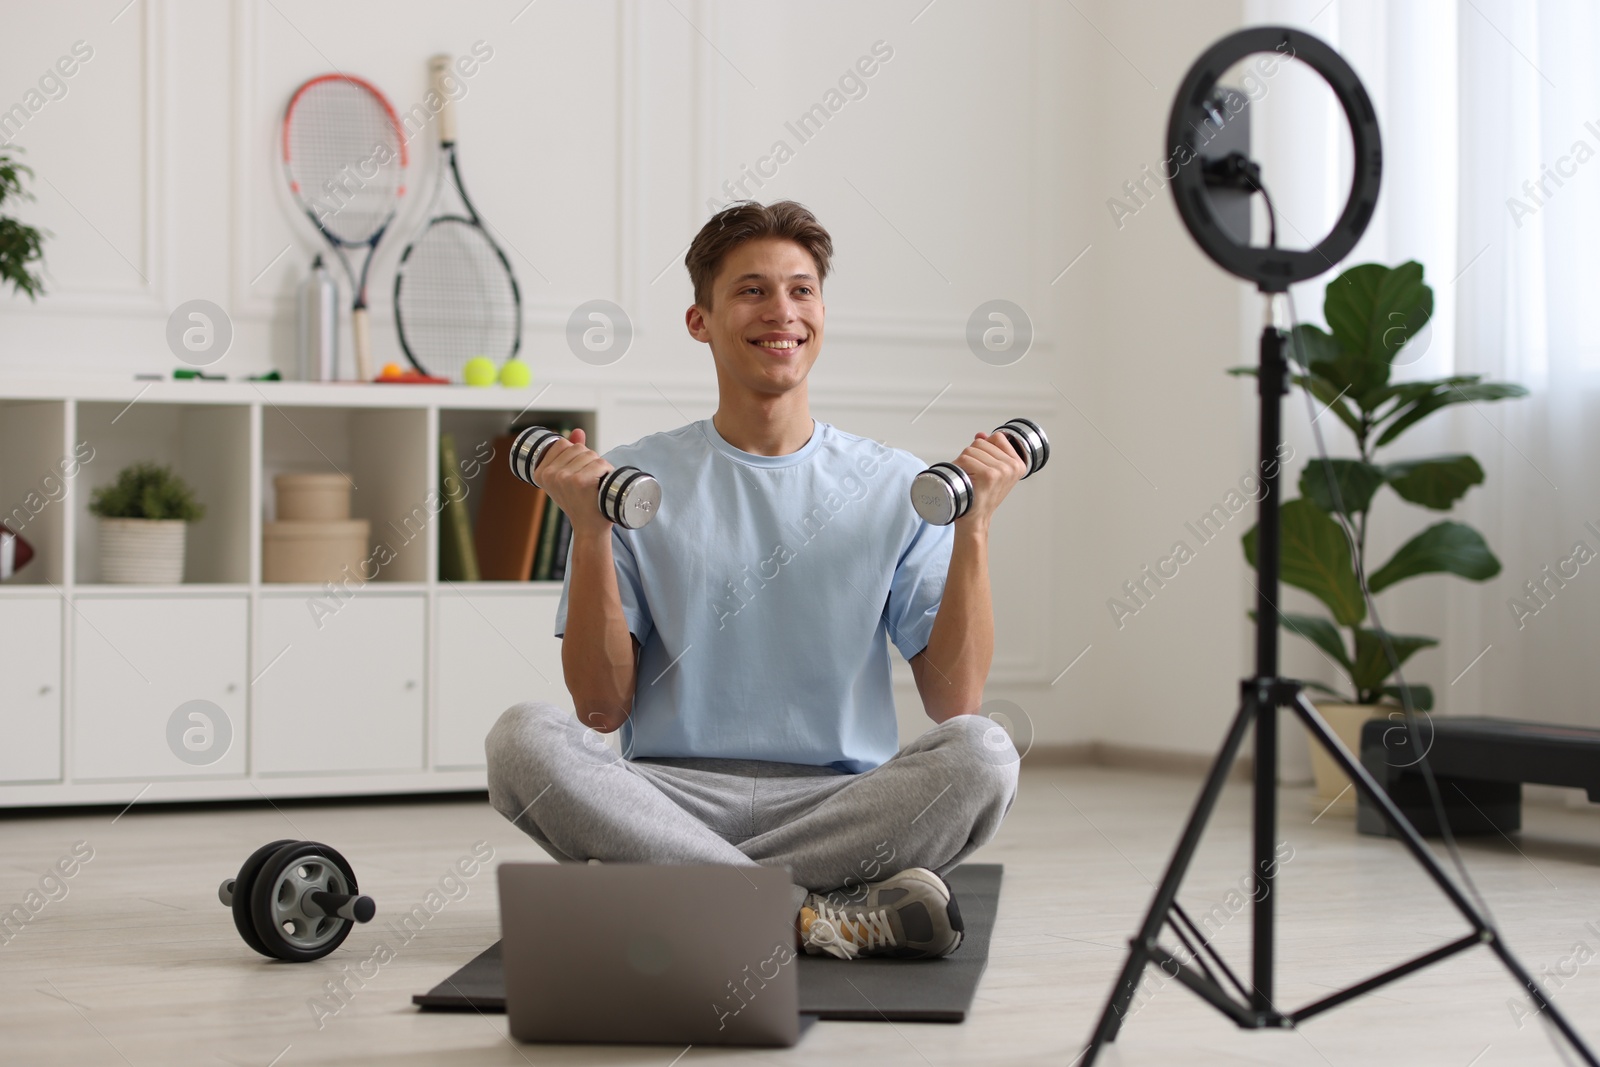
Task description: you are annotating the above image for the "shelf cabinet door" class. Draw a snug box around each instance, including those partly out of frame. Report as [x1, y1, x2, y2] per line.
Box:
[435, 591, 569, 768]
[72, 597, 248, 780]
[0, 597, 63, 782]
[254, 594, 425, 774]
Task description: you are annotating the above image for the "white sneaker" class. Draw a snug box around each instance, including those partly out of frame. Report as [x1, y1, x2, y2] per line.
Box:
[797, 867, 964, 960]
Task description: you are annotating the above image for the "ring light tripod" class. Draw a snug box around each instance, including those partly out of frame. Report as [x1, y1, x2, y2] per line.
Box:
[1081, 27, 1597, 1067]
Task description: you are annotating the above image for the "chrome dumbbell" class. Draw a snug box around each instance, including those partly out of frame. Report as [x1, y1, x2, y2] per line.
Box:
[509, 425, 661, 530]
[910, 417, 1049, 526]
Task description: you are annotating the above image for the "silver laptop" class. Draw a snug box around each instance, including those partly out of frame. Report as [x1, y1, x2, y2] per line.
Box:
[498, 863, 804, 1047]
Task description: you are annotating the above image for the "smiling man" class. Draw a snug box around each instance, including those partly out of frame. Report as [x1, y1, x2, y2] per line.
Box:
[487, 200, 1024, 960]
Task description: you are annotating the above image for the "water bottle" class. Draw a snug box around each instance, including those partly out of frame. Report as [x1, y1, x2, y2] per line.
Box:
[297, 255, 339, 381]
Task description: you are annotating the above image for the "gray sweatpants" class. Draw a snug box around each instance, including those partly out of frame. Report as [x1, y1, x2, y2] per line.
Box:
[485, 701, 1020, 916]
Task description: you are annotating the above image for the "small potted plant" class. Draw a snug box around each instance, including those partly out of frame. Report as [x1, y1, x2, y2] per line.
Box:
[1234, 261, 1526, 811]
[89, 463, 206, 584]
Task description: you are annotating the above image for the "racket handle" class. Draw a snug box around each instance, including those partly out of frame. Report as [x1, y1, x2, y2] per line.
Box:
[351, 307, 374, 382]
[429, 55, 456, 144]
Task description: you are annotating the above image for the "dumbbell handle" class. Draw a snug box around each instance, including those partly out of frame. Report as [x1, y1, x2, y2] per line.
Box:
[911, 417, 1049, 526]
[509, 425, 661, 530]
[217, 878, 375, 923]
[306, 889, 376, 924]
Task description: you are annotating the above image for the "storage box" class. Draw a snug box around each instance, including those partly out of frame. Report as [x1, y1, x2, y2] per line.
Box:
[262, 519, 370, 583]
[274, 473, 352, 521]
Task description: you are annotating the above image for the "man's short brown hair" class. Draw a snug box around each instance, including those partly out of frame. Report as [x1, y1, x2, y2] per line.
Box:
[685, 200, 834, 309]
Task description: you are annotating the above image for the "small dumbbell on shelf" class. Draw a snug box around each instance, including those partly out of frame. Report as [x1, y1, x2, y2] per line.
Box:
[218, 840, 376, 962]
[910, 417, 1049, 526]
[508, 425, 662, 530]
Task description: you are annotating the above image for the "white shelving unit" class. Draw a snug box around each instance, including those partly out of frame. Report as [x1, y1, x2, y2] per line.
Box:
[0, 380, 600, 807]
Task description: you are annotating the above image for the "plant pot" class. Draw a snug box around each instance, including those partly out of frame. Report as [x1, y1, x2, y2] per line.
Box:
[1307, 703, 1386, 815]
[98, 517, 188, 584]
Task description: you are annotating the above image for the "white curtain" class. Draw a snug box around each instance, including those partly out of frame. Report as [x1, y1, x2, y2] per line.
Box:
[1245, 0, 1600, 734]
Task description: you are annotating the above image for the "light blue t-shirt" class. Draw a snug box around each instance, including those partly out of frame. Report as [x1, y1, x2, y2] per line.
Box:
[553, 418, 954, 773]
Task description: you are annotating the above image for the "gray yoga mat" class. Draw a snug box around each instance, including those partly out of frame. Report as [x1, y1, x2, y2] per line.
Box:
[413, 863, 1002, 1023]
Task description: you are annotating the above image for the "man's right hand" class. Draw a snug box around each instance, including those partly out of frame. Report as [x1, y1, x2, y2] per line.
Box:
[534, 428, 614, 536]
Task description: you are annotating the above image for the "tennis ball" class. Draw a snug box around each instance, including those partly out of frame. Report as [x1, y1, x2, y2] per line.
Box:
[463, 356, 497, 387]
[498, 358, 531, 388]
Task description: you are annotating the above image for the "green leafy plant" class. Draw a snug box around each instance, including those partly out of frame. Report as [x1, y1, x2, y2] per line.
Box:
[89, 463, 206, 522]
[1235, 261, 1526, 711]
[0, 148, 47, 299]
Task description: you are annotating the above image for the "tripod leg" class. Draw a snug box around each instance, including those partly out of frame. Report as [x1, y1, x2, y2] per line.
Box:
[1290, 695, 1489, 929]
[1484, 939, 1600, 1067]
[1083, 689, 1261, 1064]
[1291, 695, 1598, 1067]
[1082, 941, 1153, 1064]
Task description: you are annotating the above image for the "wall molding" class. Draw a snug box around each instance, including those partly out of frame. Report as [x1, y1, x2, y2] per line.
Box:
[616, 0, 640, 316]
[609, 379, 1063, 415]
[1025, 741, 1254, 781]
[8, 0, 167, 314]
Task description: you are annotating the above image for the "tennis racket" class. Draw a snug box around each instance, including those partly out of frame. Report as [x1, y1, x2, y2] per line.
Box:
[282, 73, 408, 382]
[392, 54, 522, 382]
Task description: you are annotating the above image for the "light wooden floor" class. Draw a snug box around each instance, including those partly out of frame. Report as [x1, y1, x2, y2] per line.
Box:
[3, 764, 1599, 1067]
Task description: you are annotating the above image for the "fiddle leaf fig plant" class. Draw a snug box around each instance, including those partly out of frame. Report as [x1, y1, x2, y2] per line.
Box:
[1234, 261, 1526, 711]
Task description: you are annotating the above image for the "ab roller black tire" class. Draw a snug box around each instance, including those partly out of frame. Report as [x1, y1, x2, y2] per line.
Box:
[219, 840, 375, 962]
[911, 417, 1049, 526]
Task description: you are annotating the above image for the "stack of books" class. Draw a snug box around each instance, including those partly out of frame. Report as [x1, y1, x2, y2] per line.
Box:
[439, 420, 575, 583]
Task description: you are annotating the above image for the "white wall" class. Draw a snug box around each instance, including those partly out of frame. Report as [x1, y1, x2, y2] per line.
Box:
[1047, 2, 1264, 760]
[1, 0, 1268, 759]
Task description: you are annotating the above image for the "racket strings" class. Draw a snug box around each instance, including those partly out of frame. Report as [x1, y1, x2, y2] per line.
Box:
[395, 219, 520, 379]
[285, 79, 405, 242]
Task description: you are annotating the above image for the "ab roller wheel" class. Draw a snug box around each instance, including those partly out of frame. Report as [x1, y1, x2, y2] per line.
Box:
[219, 840, 375, 962]
[911, 417, 1050, 526]
[509, 424, 661, 530]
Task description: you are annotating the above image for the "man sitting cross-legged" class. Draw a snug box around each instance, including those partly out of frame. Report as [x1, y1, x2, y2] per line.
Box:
[487, 199, 1024, 960]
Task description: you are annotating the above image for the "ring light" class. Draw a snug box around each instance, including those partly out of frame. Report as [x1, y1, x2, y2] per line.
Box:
[1166, 26, 1382, 291]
